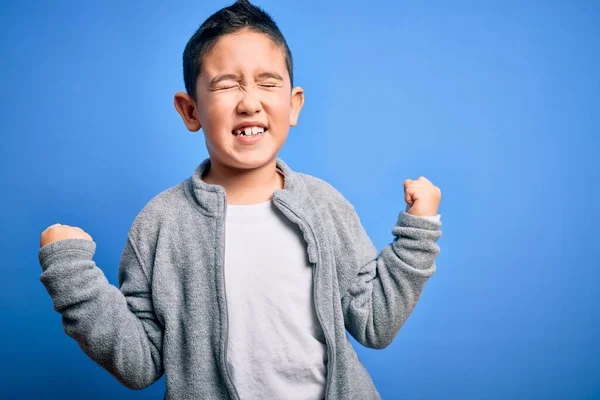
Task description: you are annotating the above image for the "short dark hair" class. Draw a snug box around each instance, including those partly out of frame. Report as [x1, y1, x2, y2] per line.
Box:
[182, 0, 294, 100]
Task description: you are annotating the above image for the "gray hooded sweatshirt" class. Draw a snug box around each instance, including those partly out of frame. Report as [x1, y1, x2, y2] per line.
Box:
[38, 158, 442, 399]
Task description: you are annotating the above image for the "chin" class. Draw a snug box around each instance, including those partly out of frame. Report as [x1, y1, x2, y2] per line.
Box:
[217, 151, 279, 172]
[237, 153, 278, 170]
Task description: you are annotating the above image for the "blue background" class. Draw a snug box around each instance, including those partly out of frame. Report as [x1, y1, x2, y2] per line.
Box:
[1, 0, 598, 399]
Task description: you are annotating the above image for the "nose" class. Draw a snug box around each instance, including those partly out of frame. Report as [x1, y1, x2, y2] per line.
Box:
[236, 87, 262, 115]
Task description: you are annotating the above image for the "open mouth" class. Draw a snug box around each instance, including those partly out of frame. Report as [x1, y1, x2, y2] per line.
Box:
[232, 126, 268, 137]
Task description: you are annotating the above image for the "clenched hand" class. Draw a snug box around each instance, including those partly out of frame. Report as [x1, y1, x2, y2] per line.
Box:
[40, 223, 93, 248]
[404, 177, 442, 217]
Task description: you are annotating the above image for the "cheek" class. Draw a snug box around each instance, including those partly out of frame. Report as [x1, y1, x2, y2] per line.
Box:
[202, 97, 236, 131]
[265, 93, 292, 123]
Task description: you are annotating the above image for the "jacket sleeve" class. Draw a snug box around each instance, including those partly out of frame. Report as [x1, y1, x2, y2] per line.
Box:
[340, 209, 442, 349]
[38, 235, 164, 389]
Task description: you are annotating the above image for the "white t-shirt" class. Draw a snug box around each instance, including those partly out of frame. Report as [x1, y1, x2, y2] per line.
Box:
[224, 200, 328, 400]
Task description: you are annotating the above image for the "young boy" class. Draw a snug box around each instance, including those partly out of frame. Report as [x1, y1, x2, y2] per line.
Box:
[38, 1, 442, 399]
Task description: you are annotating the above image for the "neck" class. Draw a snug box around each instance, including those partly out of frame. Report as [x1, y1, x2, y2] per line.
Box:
[203, 158, 284, 205]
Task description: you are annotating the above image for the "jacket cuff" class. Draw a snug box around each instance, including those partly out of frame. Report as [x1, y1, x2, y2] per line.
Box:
[38, 238, 96, 271]
[397, 211, 442, 230]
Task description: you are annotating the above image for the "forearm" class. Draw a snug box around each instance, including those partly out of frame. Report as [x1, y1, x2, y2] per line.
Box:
[342, 211, 442, 349]
[38, 238, 163, 389]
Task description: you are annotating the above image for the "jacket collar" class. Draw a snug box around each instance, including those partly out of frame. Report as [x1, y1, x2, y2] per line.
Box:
[188, 157, 318, 263]
[189, 157, 305, 215]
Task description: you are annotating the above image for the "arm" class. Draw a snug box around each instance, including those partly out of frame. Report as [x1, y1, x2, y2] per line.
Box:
[341, 210, 442, 349]
[38, 235, 164, 389]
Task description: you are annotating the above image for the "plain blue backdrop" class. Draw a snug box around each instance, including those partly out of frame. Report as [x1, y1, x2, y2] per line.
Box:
[1, 0, 598, 399]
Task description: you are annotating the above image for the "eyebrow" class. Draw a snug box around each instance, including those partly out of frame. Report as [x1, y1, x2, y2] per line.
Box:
[255, 72, 283, 81]
[208, 74, 241, 87]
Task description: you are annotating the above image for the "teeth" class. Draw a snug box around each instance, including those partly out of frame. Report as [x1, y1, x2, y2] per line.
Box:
[234, 126, 265, 136]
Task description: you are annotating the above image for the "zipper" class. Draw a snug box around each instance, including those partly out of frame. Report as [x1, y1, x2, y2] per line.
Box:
[220, 195, 241, 400]
[274, 197, 333, 400]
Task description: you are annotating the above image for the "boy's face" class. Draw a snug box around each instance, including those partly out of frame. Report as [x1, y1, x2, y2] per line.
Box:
[175, 30, 304, 172]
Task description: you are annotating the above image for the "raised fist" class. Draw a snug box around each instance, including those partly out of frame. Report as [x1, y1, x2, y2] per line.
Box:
[404, 176, 441, 217]
[40, 223, 93, 248]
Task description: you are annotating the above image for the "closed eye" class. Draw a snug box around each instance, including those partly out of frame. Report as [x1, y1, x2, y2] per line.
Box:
[216, 85, 238, 91]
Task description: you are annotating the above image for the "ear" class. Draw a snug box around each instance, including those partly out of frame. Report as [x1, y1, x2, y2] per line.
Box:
[289, 86, 305, 127]
[174, 92, 202, 132]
